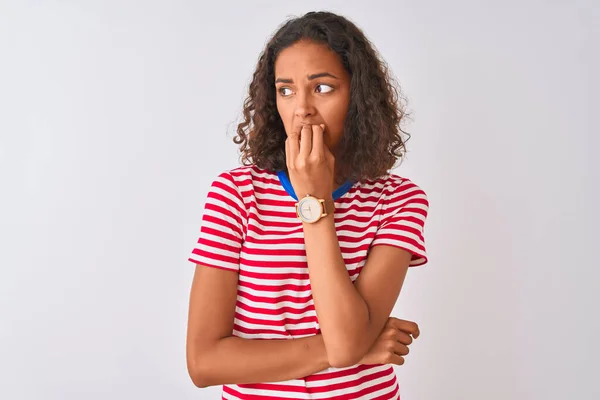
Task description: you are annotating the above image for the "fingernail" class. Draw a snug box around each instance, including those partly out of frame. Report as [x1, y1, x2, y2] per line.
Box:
[320, 124, 325, 130]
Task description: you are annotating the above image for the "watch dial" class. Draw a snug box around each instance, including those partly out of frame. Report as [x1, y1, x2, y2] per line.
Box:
[299, 198, 320, 222]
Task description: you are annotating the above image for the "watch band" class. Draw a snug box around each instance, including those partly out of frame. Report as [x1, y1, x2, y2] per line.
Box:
[319, 198, 335, 216]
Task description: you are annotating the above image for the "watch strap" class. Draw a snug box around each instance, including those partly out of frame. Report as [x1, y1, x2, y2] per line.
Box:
[294, 195, 335, 222]
[319, 199, 335, 216]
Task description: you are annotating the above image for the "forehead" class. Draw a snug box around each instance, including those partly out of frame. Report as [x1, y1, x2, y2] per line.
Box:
[274, 40, 347, 76]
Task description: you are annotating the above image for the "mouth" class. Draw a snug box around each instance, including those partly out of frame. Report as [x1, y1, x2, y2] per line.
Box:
[295, 123, 326, 133]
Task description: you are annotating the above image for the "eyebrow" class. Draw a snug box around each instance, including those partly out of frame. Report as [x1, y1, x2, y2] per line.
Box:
[275, 72, 339, 84]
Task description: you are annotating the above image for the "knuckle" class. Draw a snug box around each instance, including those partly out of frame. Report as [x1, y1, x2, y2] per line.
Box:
[308, 154, 322, 163]
[295, 159, 306, 169]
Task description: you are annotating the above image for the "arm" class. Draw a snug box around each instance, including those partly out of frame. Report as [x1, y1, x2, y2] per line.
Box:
[186, 264, 330, 388]
[284, 124, 428, 368]
[303, 215, 412, 367]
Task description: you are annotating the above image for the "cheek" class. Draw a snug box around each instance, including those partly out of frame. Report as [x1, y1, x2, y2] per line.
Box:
[325, 104, 347, 133]
[276, 101, 293, 134]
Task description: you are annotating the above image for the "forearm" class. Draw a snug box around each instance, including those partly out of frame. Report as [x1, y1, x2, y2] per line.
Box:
[302, 213, 373, 366]
[191, 334, 330, 388]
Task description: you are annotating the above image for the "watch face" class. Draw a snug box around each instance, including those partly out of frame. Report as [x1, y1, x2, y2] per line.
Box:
[298, 197, 321, 223]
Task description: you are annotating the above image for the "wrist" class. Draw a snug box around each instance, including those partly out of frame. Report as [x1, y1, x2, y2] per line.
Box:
[296, 195, 335, 225]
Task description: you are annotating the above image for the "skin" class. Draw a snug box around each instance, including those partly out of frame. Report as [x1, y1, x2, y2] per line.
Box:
[282, 40, 417, 367]
[185, 39, 420, 388]
[275, 40, 350, 189]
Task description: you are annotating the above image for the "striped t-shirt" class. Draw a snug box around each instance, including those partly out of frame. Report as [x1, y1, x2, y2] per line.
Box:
[188, 164, 429, 400]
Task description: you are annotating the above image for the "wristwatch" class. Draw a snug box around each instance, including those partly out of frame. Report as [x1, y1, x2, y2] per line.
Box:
[295, 194, 335, 224]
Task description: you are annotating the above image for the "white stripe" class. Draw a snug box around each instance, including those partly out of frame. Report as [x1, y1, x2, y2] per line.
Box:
[196, 242, 240, 259]
[236, 296, 315, 311]
[239, 275, 310, 286]
[237, 286, 312, 298]
[189, 255, 238, 270]
[308, 367, 396, 399]
[189, 166, 425, 399]
[236, 308, 317, 330]
[227, 384, 312, 399]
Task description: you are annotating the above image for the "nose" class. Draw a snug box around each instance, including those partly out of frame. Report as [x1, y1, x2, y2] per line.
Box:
[294, 92, 316, 119]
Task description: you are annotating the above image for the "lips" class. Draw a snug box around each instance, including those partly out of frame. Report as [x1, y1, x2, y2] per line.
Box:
[294, 123, 325, 132]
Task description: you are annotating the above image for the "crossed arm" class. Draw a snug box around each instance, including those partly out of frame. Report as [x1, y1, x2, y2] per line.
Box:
[185, 225, 412, 387]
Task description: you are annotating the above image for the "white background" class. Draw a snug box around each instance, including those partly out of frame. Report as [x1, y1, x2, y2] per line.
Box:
[1, 0, 598, 399]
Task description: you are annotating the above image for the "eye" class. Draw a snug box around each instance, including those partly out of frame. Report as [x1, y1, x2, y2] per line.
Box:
[316, 84, 334, 94]
[278, 87, 293, 97]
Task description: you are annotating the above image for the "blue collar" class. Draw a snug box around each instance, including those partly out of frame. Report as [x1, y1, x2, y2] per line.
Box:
[276, 170, 355, 201]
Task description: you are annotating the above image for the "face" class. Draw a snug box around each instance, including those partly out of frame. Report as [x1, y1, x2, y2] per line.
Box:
[274, 40, 351, 155]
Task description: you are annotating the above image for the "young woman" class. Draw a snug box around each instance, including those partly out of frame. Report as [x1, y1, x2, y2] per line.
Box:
[186, 11, 429, 400]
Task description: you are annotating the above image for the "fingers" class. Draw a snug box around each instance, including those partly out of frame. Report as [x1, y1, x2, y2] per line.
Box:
[386, 353, 405, 366]
[286, 128, 300, 169]
[388, 317, 420, 339]
[392, 340, 410, 356]
[311, 124, 325, 158]
[299, 124, 312, 159]
[393, 330, 413, 346]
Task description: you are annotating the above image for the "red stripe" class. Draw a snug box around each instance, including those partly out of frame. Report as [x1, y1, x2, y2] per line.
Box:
[191, 248, 239, 265]
[196, 236, 240, 254]
[232, 367, 396, 398]
[207, 189, 245, 223]
[202, 212, 242, 238]
[237, 256, 368, 269]
[238, 279, 311, 293]
[232, 324, 318, 337]
[238, 268, 359, 283]
[373, 234, 425, 253]
[327, 375, 397, 399]
[371, 382, 400, 400]
[189, 166, 424, 398]
[232, 324, 289, 336]
[305, 364, 380, 382]
[234, 311, 318, 326]
[306, 367, 394, 394]
[199, 225, 241, 244]
[236, 300, 315, 316]
[188, 259, 238, 273]
[237, 290, 313, 305]
[223, 385, 284, 400]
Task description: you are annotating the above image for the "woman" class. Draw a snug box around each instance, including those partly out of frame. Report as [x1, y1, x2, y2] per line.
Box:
[186, 11, 429, 400]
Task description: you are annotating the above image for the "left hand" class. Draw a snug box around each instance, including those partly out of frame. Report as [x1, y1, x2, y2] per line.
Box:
[285, 124, 335, 200]
[359, 317, 420, 366]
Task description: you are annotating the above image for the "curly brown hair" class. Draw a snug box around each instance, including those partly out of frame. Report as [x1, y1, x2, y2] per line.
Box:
[234, 11, 410, 183]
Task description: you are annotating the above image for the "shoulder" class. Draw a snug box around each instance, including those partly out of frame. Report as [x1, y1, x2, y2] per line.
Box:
[359, 173, 428, 200]
[210, 164, 278, 199]
[383, 173, 427, 197]
[364, 173, 429, 213]
[210, 164, 265, 186]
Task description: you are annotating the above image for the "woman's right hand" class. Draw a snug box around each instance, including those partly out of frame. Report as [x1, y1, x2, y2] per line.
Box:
[359, 317, 420, 366]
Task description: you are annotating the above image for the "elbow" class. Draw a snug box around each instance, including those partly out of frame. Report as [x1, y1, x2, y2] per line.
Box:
[324, 328, 372, 368]
[188, 368, 210, 388]
[187, 357, 215, 388]
[325, 341, 365, 369]
[328, 353, 362, 369]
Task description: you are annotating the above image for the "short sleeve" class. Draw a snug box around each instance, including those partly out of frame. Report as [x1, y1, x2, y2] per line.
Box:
[188, 172, 246, 272]
[371, 178, 429, 266]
